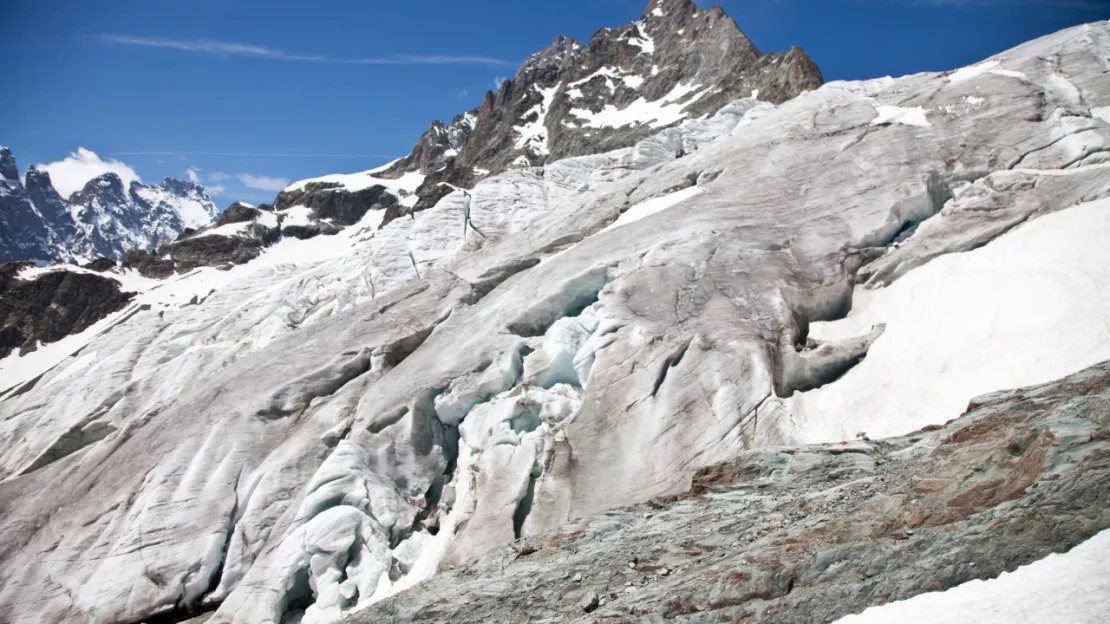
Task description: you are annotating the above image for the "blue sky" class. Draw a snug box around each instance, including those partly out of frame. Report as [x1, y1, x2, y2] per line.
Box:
[2, 0, 1107, 206]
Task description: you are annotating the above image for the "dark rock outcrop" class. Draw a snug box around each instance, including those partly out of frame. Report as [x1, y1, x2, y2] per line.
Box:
[0, 262, 132, 358]
[125, 223, 282, 278]
[274, 182, 398, 226]
[218, 202, 263, 226]
[352, 359, 1110, 623]
[121, 250, 176, 279]
[162, 224, 280, 269]
[387, 112, 477, 176]
[281, 222, 342, 240]
[81, 258, 117, 272]
[379, 181, 455, 229]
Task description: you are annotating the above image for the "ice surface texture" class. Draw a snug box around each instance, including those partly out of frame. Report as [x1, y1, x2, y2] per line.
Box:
[1, 21, 1110, 624]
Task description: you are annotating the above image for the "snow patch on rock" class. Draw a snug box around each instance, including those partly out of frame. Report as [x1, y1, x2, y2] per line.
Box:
[514, 84, 561, 156]
[283, 170, 425, 195]
[570, 82, 707, 129]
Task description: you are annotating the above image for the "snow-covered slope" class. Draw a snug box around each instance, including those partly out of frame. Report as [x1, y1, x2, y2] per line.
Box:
[787, 195, 1110, 443]
[837, 529, 1110, 624]
[0, 17, 1109, 624]
[0, 147, 220, 264]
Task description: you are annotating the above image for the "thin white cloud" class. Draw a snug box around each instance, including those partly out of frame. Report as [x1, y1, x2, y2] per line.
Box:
[492, 76, 509, 90]
[237, 173, 290, 192]
[98, 35, 325, 61]
[345, 54, 517, 67]
[185, 167, 201, 184]
[98, 35, 517, 67]
[107, 151, 393, 158]
[41, 147, 141, 198]
[205, 184, 226, 196]
[208, 171, 231, 182]
[457, 89, 470, 98]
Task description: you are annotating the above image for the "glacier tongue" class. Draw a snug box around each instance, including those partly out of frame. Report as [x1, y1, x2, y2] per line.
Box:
[1, 21, 1110, 624]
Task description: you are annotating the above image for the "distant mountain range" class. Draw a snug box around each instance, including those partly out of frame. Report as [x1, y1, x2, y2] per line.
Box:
[0, 146, 218, 264]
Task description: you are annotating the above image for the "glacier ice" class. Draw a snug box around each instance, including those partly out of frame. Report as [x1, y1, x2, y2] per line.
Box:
[1, 22, 1110, 624]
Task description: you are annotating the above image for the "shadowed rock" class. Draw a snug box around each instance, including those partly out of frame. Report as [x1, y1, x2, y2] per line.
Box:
[0, 262, 132, 358]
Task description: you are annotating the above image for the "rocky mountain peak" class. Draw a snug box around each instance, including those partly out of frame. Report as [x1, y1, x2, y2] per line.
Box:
[23, 166, 72, 234]
[640, 0, 694, 17]
[393, 111, 478, 174]
[73, 172, 127, 205]
[0, 147, 19, 186]
[0, 146, 220, 263]
[387, 0, 821, 188]
[23, 165, 52, 190]
[158, 176, 205, 197]
[515, 34, 583, 85]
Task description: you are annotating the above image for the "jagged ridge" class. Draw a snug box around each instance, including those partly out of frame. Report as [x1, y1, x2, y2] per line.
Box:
[387, 0, 822, 188]
[0, 146, 220, 264]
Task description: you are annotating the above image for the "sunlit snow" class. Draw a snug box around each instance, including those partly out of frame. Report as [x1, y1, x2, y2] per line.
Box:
[514, 84, 561, 155]
[836, 530, 1110, 624]
[948, 59, 1028, 82]
[599, 185, 703, 234]
[788, 197, 1110, 443]
[626, 22, 656, 55]
[133, 185, 217, 229]
[870, 105, 931, 128]
[282, 170, 425, 195]
[570, 82, 706, 129]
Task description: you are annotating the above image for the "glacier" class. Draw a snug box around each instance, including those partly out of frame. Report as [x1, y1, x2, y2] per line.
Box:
[0, 19, 1109, 624]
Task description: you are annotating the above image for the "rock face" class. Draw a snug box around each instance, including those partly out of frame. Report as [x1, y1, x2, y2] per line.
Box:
[124, 220, 282, 277]
[386, 0, 823, 186]
[392, 112, 477, 174]
[0, 151, 61, 264]
[0, 147, 220, 264]
[352, 359, 1110, 623]
[0, 16, 1108, 624]
[218, 202, 264, 226]
[275, 182, 398, 226]
[0, 262, 132, 359]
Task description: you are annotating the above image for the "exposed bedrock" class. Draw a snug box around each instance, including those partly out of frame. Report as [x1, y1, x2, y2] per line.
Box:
[353, 358, 1110, 623]
[0, 261, 133, 359]
[274, 183, 398, 226]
